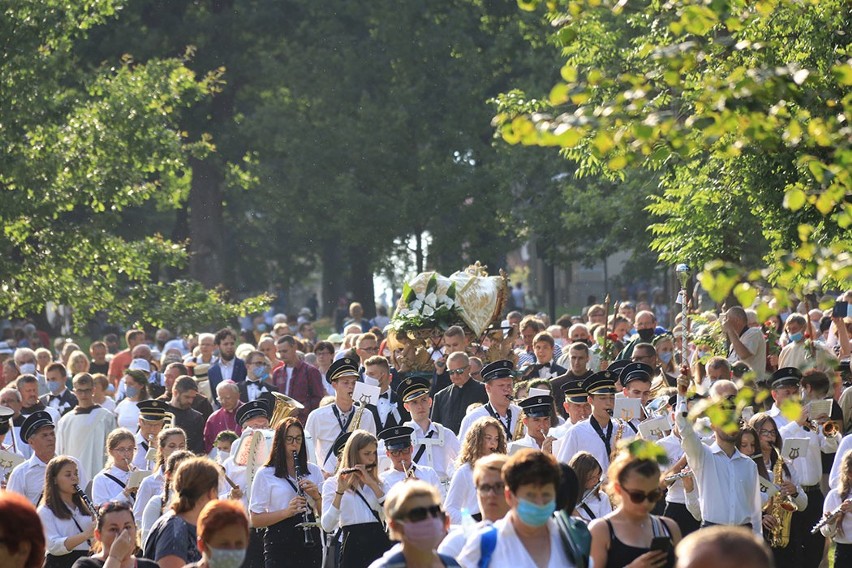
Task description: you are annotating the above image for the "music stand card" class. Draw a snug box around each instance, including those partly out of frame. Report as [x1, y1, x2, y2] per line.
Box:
[781, 437, 809, 461]
[0, 449, 25, 471]
[614, 397, 642, 423]
[353, 382, 381, 406]
[807, 400, 832, 420]
[529, 387, 550, 398]
[128, 469, 151, 489]
[741, 406, 755, 423]
[759, 476, 780, 498]
[638, 416, 669, 441]
[145, 447, 158, 461]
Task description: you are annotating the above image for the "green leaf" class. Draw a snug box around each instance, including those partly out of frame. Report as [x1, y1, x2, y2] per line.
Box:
[784, 188, 807, 211]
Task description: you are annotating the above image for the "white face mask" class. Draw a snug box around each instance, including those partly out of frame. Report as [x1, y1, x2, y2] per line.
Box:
[19, 363, 36, 375]
[207, 547, 246, 568]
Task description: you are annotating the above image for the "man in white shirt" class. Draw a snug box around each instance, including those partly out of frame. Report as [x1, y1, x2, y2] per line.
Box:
[778, 313, 837, 371]
[304, 357, 376, 476]
[766, 367, 802, 428]
[675, 374, 762, 534]
[723, 306, 766, 381]
[458, 360, 522, 442]
[556, 370, 635, 472]
[56, 372, 117, 480]
[508, 395, 556, 455]
[398, 375, 459, 489]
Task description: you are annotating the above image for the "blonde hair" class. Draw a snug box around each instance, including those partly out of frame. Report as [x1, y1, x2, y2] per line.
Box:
[384, 480, 441, 540]
[105, 428, 136, 468]
[472, 454, 508, 486]
[67, 350, 90, 374]
[457, 417, 506, 467]
[339, 430, 379, 487]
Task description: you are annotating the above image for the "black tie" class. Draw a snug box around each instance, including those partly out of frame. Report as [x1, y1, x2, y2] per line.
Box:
[379, 392, 389, 400]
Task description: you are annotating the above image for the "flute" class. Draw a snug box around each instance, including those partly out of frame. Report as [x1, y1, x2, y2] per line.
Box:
[340, 464, 377, 475]
[577, 480, 603, 509]
[811, 499, 852, 534]
[664, 470, 693, 483]
[74, 483, 99, 520]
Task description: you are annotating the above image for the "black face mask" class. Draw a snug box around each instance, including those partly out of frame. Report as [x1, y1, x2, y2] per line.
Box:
[637, 328, 655, 342]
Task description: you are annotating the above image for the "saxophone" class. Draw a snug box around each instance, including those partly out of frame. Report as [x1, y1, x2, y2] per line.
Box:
[610, 418, 625, 462]
[347, 394, 370, 432]
[765, 452, 795, 548]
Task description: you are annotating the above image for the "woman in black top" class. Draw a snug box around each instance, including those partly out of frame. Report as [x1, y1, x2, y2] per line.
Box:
[72, 502, 158, 568]
[589, 444, 681, 568]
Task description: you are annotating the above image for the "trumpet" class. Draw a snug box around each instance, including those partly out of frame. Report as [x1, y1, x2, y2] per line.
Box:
[403, 461, 416, 480]
[664, 470, 693, 483]
[810, 420, 840, 436]
[811, 498, 851, 534]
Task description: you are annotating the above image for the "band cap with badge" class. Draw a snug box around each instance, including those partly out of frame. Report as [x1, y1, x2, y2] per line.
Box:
[620, 362, 655, 386]
[562, 380, 588, 404]
[397, 376, 431, 403]
[518, 395, 553, 418]
[378, 426, 415, 451]
[770, 367, 802, 390]
[327, 357, 360, 384]
[581, 371, 618, 395]
[480, 359, 515, 382]
[21, 410, 54, 441]
[138, 399, 170, 422]
[0, 406, 25, 475]
[236, 399, 271, 427]
[605, 360, 630, 382]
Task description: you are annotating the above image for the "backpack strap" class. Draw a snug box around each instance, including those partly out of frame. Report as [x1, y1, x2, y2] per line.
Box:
[478, 525, 498, 568]
[555, 510, 591, 568]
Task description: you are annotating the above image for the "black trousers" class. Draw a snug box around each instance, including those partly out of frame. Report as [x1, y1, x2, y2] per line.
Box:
[45, 551, 88, 568]
[791, 486, 824, 568]
[663, 501, 700, 537]
[264, 516, 322, 568]
[835, 543, 852, 567]
[339, 522, 390, 568]
[243, 527, 266, 568]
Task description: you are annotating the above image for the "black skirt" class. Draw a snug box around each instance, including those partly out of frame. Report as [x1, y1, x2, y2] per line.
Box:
[339, 522, 390, 568]
[263, 516, 322, 568]
[45, 551, 88, 568]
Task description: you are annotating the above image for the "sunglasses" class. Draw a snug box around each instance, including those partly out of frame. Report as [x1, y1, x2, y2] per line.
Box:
[448, 366, 469, 376]
[402, 504, 444, 522]
[621, 486, 664, 504]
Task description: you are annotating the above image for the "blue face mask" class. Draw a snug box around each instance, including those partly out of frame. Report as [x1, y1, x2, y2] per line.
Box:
[516, 498, 556, 527]
[659, 351, 673, 365]
[788, 331, 804, 342]
[107, 384, 116, 394]
[47, 381, 63, 394]
[207, 547, 246, 568]
[125, 386, 139, 399]
[253, 367, 269, 382]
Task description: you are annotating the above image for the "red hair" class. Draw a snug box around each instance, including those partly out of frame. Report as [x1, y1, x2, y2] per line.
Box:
[198, 500, 249, 542]
[0, 491, 45, 567]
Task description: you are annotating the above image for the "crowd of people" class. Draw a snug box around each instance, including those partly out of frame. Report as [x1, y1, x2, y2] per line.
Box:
[0, 290, 851, 568]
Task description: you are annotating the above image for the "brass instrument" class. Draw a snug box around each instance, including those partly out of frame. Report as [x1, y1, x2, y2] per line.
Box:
[74, 483, 99, 520]
[270, 392, 305, 429]
[765, 452, 795, 548]
[610, 418, 625, 462]
[811, 419, 839, 437]
[347, 394, 370, 432]
[811, 498, 852, 534]
[512, 414, 525, 441]
[293, 450, 318, 547]
[403, 460, 416, 480]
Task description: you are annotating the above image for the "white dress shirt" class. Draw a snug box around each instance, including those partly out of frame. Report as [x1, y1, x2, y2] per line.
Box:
[220, 359, 235, 382]
[767, 404, 791, 429]
[820, 488, 852, 543]
[458, 402, 522, 442]
[114, 398, 140, 431]
[438, 520, 494, 559]
[405, 420, 459, 483]
[305, 403, 377, 475]
[556, 417, 635, 473]
[457, 517, 572, 568]
[141, 492, 166, 548]
[444, 462, 478, 524]
[780, 420, 840, 487]
[828, 435, 852, 490]
[380, 463, 440, 490]
[92, 465, 132, 506]
[677, 395, 762, 534]
[7, 454, 88, 505]
[320, 475, 385, 532]
[250, 463, 323, 515]
[38, 503, 93, 555]
[132, 431, 156, 471]
[576, 491, 612, 522]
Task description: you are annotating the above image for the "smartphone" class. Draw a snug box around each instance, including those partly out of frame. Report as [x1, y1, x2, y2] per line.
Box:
[833, 301, 851, 318]
[650, 537, 672, 553]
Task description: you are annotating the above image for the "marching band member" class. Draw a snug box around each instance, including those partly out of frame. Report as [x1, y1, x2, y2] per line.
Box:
[398, 375, 459, 494]
[458, 360, 522, 442]
[131, 399, 169, 471]
[221, 399, 271, 507]
[133, 426, 187, 523]
[588, 444, 681, 568]
[250, 416, 324, 568]
[766, 367, 801, 429]
[507, 395, 556, 455]
[139, 449, 194, 547]
[618, 362, 655, 432]
[445, 416, 507, 524]
[778, 370, 840, 567]
[91, 428, 137, 506]
[378, 426, 441, 490]
[819, 450, 852, 567]
[658, 395, 702, 536]
[143, 457, 220, 568]
[675, 373, 762, 534]
[7, 411, 88, 506]
[569, 451, 611, 523]
[0, 406, 23, 483]
[321, 429, 391, 568]
[37, 456, 95, 568]
[556, 371, 635, 472]
[549, 381, 591, 440]
[437, 454, 510, 558]
[305, 357, 376, 476]
[748, 412, 807, 568]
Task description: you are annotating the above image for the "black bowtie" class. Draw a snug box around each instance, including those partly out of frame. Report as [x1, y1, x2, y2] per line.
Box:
[49, 395, 62, 402]
[379, 392, 389, 400]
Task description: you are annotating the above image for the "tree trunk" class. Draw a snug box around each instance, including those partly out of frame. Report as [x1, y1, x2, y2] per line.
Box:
[414, 231, 424, 273]
[321, 238, 345, 319]
[188, 156, 225, 288]
[348, 245, 376, 319]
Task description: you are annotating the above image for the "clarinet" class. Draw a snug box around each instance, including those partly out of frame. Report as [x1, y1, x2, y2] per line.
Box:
[74, 484, 99, 520]
[293, 451, 316, 547]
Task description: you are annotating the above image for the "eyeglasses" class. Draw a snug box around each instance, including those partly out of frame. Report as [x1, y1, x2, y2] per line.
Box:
[113, 446, 136, 454]
[448, 366, 469, 376]
[476, 482, 505, 495]
[401, 504, 444, 522]
[360, 346, 379, 353]
[249, 361, 267, 367]
[758, 429, 777, 437]
[285, 436, 304, 444]
[74, 388, 93, 394]
[621, 487, 664, 504]
[388, 447, 413, 457]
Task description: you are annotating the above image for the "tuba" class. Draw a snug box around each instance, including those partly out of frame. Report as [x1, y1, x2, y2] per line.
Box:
[269, 392, 305, 429]
[765, 451, 795, 548]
